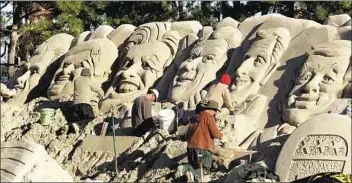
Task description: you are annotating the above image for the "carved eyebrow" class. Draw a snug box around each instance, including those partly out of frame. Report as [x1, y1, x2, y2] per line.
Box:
[144, 55, 162, 72]
[257, 55, 266, 63]
[191, 45, 203, 55]
[331, 64, 342, 75]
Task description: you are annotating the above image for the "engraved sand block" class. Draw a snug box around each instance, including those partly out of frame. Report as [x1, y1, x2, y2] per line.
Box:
[275, 114, 351, 181]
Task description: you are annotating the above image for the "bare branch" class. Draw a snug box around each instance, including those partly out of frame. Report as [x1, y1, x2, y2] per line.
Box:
[3, 15, 13, 24]
[0, 29, 11, 33]
[0, 2, 10, 11]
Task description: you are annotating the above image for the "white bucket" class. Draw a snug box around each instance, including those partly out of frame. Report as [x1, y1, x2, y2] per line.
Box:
[158, 109, 176, 132]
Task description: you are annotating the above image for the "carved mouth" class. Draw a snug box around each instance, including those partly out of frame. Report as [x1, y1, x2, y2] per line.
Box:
[14, 83, 25, 90]
[289, 93, 329, 109]
[175, 72, 196, 86]
[117, 81, 139, 93]
[58, 75, 70, 81]
[234, 76, 252, 89]
[295, 93, 319, 102]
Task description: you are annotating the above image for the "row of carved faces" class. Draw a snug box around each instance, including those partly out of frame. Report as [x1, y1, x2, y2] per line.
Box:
[9, 25, 351, 124]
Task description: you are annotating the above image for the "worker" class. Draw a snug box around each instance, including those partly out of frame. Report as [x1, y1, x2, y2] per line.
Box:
[73, 68, 104, 121]
[0, 83, 17, 102]
[132, 88, 160, 137]
[205, 73, 235, 115]
[185, 100, 223, 182]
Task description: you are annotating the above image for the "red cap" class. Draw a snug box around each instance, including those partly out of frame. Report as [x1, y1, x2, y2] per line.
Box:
[220, 73, 231, 85]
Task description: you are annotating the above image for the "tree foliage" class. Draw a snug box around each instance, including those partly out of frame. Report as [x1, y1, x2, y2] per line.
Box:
[296, 1, 352, 23]
[1, 1, 351, 67]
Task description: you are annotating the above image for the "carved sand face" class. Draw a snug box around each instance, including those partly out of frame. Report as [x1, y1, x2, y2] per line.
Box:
[10, 51, 55, 103]
[113, 42, 171, 94]
[48, 38, 118, 98]
[288, 56, 349, 110]
[171, 39, 228, 102]
[232, 50, 273, 94]
[230, 28, 290, 103]
[48, 56, 90, 97]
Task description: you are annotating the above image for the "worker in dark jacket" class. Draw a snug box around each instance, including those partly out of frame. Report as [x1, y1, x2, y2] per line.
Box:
[73, 68, 104, 121]
[185, 100, 223, 182]
[132, 88, 159, 137]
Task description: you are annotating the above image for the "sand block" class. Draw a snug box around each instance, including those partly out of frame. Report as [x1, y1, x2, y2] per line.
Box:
[275, 114, 351, 182]
[80, 135, 139, 154]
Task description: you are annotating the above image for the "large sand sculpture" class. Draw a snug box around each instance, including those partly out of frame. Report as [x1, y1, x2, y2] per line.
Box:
[1, 14, 351, 182]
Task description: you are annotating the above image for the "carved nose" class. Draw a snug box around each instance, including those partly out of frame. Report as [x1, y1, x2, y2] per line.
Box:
[236, 66, 249, 77]
[185, 62, 195, 72]
[304, 75, 320, 94]
[63, 64, 73, 75]
[122, 68, 136, 79]
[237, 57, 253, 77]
[238, 70, 248, 77]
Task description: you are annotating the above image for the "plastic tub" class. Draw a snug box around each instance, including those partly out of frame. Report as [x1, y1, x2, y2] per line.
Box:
[158, 109, 176, 132]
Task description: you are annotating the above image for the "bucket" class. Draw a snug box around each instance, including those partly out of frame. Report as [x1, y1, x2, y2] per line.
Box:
[158, 109, 176, 132]
[40, 108, 55, 126]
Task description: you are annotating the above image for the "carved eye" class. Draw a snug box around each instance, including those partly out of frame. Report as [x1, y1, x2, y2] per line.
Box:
[202, 55, 215, 63]
[63, 63, 70, 68]
[142, 61, 151, 70]
[74, 63, 81, 69]
[123, 59, 133, 69]
[297, 72, 312, 84]
[30, 66, 40, 74]
[190, 53, 197, 60]
[254, 57, 264, 67]
[322, 75, 334, 84]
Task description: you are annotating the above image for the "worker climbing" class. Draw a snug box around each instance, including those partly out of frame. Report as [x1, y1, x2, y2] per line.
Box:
[204, 73, 235, 115]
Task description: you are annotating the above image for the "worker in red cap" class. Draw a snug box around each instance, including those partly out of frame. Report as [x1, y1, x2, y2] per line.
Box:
[204, 73, 235, 115]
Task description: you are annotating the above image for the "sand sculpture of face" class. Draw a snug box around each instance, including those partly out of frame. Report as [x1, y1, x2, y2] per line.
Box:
[104, 31, 179, 103]
[230, 28, 291, 104]
[285, 40, 351, 126]
[48, 38, 117, 99]
[169, 27, 242, 108]
[7, 34, 74, 105]
[118, 22, 172, 65]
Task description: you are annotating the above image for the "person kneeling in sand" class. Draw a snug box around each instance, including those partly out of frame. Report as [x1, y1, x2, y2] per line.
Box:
[132, 88, 160, 137]
[184, 100, 223, 182]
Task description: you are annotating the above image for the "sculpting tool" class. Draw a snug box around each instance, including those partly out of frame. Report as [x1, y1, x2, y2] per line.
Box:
[111, 109, 118, 175]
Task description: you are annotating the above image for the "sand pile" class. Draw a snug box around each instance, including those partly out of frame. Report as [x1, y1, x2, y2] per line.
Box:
[1, 98, 231, 182]
[1, 97, 284, 182]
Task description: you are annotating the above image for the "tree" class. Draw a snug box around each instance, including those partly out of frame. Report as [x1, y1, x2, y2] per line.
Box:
[3, 1, 111, 77]
[296, 1, 351, 23]
[2, 2, 55, 77]
[4, 1, 351, 79]
[103, 2, 178, 27]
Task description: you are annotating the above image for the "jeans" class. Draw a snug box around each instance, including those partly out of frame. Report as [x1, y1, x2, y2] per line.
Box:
[133, 117, 159, 137]
[73, 103, 95, 121]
